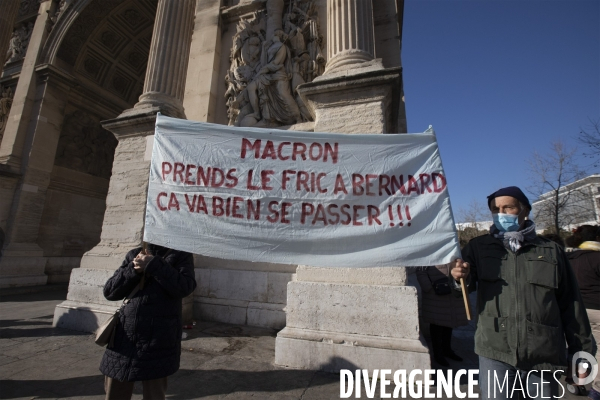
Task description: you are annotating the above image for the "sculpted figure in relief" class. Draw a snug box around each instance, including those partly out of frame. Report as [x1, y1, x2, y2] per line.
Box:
[0, 87, 14, 143]
[55, 110, 117, 179]
[49, 0, 68, 30]
[242, 29, 300, 127]
[5, 22, 34, 65]
[225, 0, 324, 127]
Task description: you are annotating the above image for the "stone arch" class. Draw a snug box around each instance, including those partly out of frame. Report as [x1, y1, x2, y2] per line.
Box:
[45, 0, 158, 106]
[34, 0, 158, 283]
[41, 0, 96, 65]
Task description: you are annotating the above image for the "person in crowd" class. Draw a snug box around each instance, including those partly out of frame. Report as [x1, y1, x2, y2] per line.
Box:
[416, 264, 468, 366]
[565, 225, 600, 400]
[99, 243, 196, 400]
[450, 186, 595, 400]
[540, 233, 565, 248]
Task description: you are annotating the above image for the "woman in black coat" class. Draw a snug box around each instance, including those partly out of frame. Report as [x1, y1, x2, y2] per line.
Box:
[99, 244, 196, 400]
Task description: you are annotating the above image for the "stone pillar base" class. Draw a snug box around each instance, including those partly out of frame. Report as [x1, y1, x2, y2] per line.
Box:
[55, 300, 193, 332]
[52, 268, 119, 332]
[53, 267, 195, 331]
[298, 64, 403, 134]
[53, 300, 117, 333]
[274, 266, 430, 372]
[0, 244, 48, 288]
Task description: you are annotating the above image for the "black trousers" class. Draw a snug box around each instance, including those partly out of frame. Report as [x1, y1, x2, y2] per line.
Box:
[104, 376, 167, 400]
[429, 323, 453, 358]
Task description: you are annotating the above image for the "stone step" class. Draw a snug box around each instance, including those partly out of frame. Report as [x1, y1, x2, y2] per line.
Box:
[0, 283, 68, 296]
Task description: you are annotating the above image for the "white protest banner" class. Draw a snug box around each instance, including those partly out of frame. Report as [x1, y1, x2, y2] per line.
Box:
[143, 113, 461, 267]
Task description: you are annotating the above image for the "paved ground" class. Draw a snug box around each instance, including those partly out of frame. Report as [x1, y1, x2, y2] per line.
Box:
[0, 289, 588, 399]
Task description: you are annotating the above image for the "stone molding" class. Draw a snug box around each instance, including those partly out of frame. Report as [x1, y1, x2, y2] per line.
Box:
[101, 107, 160, 139]
[47, 172, 108, 200]
[277, 326, 429, 353]
[42, 0, 94, 64]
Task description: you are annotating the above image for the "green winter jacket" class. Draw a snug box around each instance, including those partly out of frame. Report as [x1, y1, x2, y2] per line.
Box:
[461, 234, 595, 371]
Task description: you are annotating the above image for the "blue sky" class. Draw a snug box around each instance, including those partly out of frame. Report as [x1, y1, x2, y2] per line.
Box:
[402, 0, 600, 222]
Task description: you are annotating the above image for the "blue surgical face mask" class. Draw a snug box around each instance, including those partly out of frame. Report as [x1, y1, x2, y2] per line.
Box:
[493, 213, 520, 232]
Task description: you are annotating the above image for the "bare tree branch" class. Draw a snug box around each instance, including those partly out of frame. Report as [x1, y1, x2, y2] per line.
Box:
[578, 118, 600, 167]
[527, 140, 589, 233]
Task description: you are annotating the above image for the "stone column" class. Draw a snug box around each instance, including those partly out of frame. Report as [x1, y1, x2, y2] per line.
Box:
[54, 0, 197, 332]
[325, 0, 375, 74]
[275, 0, 424, 373]
[132, 0, 196, 119]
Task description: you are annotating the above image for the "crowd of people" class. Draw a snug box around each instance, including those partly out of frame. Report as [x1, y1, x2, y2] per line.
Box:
[97, 185, 598, 400]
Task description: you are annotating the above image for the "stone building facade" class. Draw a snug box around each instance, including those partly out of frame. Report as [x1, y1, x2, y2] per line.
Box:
[532, 174, 600, 233]
[0, 0, 428, 371]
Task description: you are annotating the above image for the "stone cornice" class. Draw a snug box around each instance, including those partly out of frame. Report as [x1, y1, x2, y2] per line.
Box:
[34, 63, 77, 89]
[34, 63, 130, 118]
[221, 1, 265, 23]
[0, 163, 21, 179]
[101, 108, 160, 139]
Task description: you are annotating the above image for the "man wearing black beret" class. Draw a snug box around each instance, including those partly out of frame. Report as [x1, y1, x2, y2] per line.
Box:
[450, 186, 596, 399]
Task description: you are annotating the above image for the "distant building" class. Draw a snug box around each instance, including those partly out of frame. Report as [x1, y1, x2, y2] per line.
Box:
[455, 221, 492, 231]
[532, 174, 600, 232]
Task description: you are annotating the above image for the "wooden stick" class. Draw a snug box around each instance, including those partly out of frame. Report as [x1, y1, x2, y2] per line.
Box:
[460, 277, 472, 320]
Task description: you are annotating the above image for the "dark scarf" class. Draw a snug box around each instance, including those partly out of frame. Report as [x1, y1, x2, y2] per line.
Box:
[490, 220, 537, 252]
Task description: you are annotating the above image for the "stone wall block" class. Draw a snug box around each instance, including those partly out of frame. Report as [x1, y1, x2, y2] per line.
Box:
[247, 307, 286, 329]
[296, 265, 407, 285]
[207, 269, 268, 303]
[65, 268, 120, 306]
[194, 267, 211, 297]
[196, 302, 247, 325]
[285, 281, 420, 339]
[314, 101, 386, 134]
[266, 272, 294, 304]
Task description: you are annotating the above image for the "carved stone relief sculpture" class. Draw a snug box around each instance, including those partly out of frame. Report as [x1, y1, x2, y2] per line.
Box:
[225, 0, 324, 127]
[48, 0, 69, 31]
[0, 86, 14, 143]
[4, 22, 34, 65]
[54, 110, 118, 179]
[19, 0, 41, 16]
